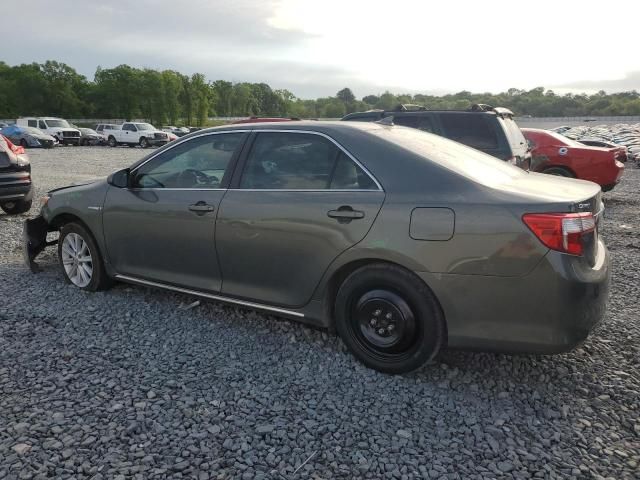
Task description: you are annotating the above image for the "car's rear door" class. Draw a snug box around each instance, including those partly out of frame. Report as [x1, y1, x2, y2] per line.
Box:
[102, 131, 247, 291]
[216, 130, 385, 307]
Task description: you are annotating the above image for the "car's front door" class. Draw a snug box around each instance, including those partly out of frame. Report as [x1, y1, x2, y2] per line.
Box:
[216, 131, 385, 307]
[102, 131, 247, 291]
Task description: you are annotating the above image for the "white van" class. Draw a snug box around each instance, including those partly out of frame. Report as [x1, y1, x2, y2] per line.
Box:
[17, 117, 81, 145]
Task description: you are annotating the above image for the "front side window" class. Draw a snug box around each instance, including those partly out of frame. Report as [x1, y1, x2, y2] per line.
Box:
[240, 132, 377, 190]
[132, 133, 245, 189]
[123, 124, 136, 132]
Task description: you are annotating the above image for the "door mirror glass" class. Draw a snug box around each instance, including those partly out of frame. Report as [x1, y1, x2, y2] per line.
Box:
[108, 168, 130, 188]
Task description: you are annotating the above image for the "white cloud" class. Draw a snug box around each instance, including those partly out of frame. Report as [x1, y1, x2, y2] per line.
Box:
[2, 0, 639, 97]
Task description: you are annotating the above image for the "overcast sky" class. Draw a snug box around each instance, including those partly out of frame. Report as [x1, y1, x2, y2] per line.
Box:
[2, 0, 638, 98]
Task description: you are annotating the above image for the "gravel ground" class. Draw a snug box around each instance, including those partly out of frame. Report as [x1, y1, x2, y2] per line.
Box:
[0, 146, 638, 480]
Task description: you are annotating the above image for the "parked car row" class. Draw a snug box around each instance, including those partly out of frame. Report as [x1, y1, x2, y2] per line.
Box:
[554, 123, 640, 163]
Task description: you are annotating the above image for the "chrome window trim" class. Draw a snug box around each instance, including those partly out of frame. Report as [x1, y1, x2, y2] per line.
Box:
[128, 188, 227, 192]
[114, 274, 304, 318]
[246, 129, 384, 192]
[130, 128, 384, 192]
[231, 189, 383, 193]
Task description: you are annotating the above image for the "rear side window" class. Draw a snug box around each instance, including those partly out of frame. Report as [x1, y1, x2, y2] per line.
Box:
[28, 120, 37, 127]
[394, 115, 435, 133]
[439, 115, 498, 150]
[240, 132, 378, 190]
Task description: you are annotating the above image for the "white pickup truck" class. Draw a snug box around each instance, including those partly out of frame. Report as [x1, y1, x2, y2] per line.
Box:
[17, 117, 81, 145]
[106, 122, 169, 148]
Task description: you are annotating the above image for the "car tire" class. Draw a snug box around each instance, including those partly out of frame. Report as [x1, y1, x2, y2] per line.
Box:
[128, 143, 136, 148]
[20, 139, 28, 148]
[108, 136, 117, 147]
[139, 137, 149, 148]
[335, 263, 445, 374]
[1, 199, 32, 215]
[58, 222, 112, 292]
[543, 166, 575, 178]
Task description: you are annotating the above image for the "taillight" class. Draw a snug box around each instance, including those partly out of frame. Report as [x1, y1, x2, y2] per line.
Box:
[522, 212, 595, 256]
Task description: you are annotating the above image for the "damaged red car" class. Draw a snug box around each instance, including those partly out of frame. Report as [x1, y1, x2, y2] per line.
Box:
[522, 128, 625, 191]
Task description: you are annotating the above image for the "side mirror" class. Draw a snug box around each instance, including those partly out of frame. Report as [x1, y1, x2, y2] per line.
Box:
[107, 168, 130, 188]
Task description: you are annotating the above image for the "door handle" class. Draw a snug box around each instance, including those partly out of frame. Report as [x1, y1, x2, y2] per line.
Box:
[328, 206, 365, 223]
[188, 202, 215, 215]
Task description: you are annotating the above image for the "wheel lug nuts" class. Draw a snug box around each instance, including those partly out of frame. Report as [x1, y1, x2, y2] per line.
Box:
[378, 328, 385, 335]
[374, 309, 381, 316]
[388, 324, 395, 332]
[385, 313, 392, 320]
[370, 319, 377, 326]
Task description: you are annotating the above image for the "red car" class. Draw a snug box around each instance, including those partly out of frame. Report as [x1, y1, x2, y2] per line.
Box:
[522, 128, 625, 191]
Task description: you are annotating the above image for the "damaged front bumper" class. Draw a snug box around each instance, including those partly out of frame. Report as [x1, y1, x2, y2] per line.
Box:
[23, 216, 56, 273]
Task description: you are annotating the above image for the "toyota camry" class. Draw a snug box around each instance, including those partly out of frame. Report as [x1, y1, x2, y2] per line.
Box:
[23, 121, 610, 373]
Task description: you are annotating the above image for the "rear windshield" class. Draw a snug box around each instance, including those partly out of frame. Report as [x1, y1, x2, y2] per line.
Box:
[372, 126, 524, 187]
[439, 114, 499, 150]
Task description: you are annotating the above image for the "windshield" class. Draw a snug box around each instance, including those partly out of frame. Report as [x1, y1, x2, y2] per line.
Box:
[25, 127, 45, 135]
[374, 126, 524, 187]
[45, 119, 71, 128]
[135, 123, 155, 131]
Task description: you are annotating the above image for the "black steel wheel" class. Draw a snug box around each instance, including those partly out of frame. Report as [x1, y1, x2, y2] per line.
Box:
[335, 263, 445, 374]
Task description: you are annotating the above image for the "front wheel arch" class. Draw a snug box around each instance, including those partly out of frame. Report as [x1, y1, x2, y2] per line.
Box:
[50, 213, 106, 265]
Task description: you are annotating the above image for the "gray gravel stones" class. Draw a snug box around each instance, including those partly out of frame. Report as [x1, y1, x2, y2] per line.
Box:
[0, 146, 639, 479]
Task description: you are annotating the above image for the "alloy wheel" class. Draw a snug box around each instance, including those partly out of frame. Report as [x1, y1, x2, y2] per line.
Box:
[61, 232, 93, 287]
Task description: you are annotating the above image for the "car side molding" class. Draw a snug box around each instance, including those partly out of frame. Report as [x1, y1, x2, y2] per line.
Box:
[113, 274, 305, 318]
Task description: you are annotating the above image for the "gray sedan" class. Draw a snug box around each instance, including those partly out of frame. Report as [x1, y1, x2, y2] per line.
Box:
[23, 122, 610, 373]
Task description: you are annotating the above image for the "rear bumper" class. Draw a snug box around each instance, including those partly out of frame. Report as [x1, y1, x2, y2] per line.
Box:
[419, 240, 610, 354]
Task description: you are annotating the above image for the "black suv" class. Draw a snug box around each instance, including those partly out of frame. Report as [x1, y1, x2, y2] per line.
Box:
[342, 104, 531, 170]
[0, 135, 33, 215]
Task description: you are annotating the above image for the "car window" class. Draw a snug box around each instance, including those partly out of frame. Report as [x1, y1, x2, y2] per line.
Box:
[132, 133, 245, 189]
[123, 124, 135, 132]
[240, 132, 338, 189]
[330, 152, 378, 190]
[28, 120, 37, 127]
[439, 114, 499, 150]
[395, 115, 434, 133]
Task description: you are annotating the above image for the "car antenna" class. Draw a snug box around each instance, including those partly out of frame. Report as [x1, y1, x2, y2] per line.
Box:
[376, 116, 395, 126]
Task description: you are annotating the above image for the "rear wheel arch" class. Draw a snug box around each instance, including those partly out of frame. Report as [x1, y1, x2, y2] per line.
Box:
[325, 259, 447, 333]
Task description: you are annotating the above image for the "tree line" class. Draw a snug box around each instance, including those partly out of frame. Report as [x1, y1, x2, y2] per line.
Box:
[1, 60, 640, 126]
